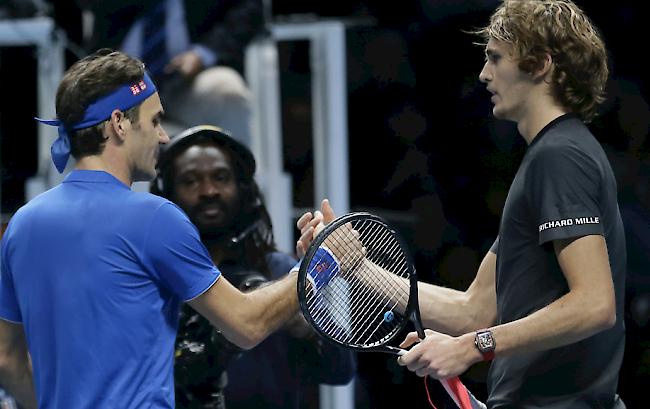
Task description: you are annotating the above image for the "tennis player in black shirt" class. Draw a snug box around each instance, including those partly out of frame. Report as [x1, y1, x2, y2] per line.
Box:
[395, 1, 626, 407]
[299, 1, 627, 407]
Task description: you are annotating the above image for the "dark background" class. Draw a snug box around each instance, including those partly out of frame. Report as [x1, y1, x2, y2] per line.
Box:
[1, 0, 648, 407]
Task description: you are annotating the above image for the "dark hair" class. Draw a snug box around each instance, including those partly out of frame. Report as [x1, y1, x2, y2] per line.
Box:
[152, 127, 278, 277]
[55, 49, 146, 159]
[474, 0, 608, 122]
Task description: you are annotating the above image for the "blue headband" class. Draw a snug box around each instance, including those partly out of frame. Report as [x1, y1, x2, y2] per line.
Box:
[35, 73, 157, 173]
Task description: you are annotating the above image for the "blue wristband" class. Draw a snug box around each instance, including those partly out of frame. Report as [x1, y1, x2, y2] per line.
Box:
[307, 247, 340, 291]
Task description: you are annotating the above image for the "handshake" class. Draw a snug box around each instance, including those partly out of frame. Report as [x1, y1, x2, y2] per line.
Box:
[294, 199, 366, 292]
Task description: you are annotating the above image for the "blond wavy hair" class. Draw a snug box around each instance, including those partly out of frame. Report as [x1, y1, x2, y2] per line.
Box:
[475, 0, 608, 122]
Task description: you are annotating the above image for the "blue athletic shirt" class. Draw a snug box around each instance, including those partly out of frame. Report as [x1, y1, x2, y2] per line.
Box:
[0, 170, 221, 408]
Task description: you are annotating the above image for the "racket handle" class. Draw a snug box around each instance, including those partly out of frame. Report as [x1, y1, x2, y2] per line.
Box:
[440, 376, 485, 409]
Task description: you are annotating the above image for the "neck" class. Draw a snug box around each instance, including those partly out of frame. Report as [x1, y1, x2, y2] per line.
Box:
[75, 152, 132, 186]
[517, 107, 568, 145]
[516, 87, 568, 144]
[512, 54, 573, 143]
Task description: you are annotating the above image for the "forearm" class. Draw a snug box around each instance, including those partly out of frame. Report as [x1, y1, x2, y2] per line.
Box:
[189, 271, 299, 350]
[398, 267, 616, 379]
[0, 354, 36, 409]
[350, 249, 496, 336]
[352, 261, 492, 336]
[484, 235, 616, 358]
[242, 270, 300, 345]
[397, 237, 617, 380]
[489, 289, 614, 358]
[418, 285, 484, 335]
[0, 320, 36, 409]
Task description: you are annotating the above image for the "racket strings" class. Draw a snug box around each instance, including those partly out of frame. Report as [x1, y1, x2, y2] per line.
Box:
[305, 227, 393, 342]
[350, 220, 411, 345]
[307, 220, 407, 323]
[305, 261, 402, 344]
[304, 218, 413, 347]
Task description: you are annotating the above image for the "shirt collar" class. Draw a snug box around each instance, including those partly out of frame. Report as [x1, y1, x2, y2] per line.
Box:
[528, 113, 579, 148]
[63, 170, 131, 190]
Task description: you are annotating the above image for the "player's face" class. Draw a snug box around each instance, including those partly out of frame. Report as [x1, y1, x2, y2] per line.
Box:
[128, 93, 169, 182]
[171, 144, 241, 235]
[479, 38, 535, 123]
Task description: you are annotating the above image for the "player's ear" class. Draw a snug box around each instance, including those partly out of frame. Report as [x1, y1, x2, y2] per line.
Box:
[108, 109, 128, 142]
[531, 53, 553, 81]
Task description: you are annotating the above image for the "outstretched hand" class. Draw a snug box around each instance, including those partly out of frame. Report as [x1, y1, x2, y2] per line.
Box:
[295, 199, 337, 258]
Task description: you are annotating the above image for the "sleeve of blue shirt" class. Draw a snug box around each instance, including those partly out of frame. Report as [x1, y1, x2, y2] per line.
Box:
[0, 232, 21, 323]
[142, 202, 221, 301]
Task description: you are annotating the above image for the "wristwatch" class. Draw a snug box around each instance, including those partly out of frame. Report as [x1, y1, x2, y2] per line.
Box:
[474, 329, 496, 361]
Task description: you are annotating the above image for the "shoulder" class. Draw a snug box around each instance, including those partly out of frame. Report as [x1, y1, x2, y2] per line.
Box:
[529, 119, 600, 171]
[2, 186, 61, 232]
[126, 190, 171, 207]
[540, 117, 598, 152]
[125, 192, 187, 218]
[139, 195, 197, 235]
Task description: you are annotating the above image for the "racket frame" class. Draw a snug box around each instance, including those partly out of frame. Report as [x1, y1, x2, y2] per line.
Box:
[297, 212, 425, 355]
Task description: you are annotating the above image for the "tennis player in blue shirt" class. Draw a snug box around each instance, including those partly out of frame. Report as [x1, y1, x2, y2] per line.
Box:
[0, 49, 321, 409]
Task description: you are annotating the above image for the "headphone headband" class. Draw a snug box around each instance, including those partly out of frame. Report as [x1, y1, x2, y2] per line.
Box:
[154, 125, 256, 195]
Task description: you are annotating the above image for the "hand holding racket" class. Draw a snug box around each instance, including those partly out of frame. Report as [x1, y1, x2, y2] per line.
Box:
[296, 204, 485, 409]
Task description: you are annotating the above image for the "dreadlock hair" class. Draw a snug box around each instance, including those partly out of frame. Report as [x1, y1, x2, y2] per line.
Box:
[151, 126, 278, 278]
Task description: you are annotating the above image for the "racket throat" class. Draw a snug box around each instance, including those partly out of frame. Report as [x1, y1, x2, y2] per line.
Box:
[411, 310, 426, 339]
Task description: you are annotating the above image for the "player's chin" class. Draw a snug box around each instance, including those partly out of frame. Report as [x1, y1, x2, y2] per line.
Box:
[492, 105, 512, 121]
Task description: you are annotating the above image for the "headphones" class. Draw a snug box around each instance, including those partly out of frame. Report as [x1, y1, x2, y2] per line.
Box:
[229, 217, 264, 246]
[153, 124, 256, 197]
[152, 124, 268, 247]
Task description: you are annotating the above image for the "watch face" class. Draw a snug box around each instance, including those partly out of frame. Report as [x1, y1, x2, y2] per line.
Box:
[476, 331, 495, 352]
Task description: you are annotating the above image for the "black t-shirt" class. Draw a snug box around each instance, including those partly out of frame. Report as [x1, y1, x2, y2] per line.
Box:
[488, 115, 627, 409]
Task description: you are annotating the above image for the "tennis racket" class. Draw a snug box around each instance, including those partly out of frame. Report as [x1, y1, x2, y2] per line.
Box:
[297, 212, 484, 409]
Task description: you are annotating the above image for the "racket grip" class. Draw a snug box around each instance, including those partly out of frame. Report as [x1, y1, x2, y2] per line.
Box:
[440, 376, 485, 409]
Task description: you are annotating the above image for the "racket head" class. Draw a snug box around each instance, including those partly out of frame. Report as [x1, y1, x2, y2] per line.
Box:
[297, 212, 421, 353]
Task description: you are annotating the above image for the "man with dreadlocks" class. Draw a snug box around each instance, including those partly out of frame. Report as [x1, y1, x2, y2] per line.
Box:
[151, 125, 355, 409]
